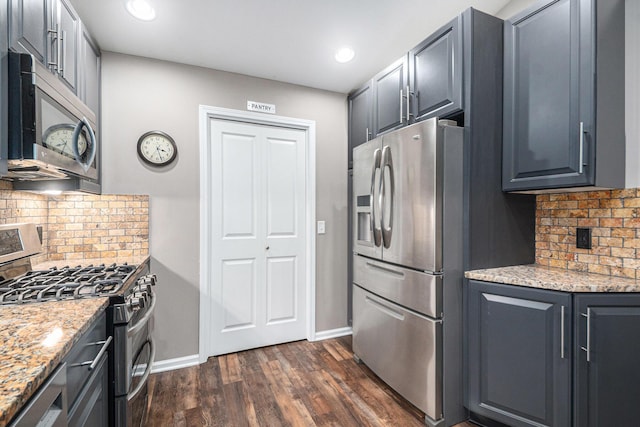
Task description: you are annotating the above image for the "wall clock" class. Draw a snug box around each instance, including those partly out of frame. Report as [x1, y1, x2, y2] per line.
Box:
[137, 131, 178, 167]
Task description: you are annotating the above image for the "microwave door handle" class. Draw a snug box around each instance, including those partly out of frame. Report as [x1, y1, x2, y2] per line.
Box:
[380, 146, 394, 249]
[72, 117, 97, 172]
[370, 148, 382, 247]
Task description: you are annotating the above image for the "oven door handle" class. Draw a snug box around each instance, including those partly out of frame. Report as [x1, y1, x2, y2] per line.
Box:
[127, 293, 156, 338]
[127, 340, 155, 402]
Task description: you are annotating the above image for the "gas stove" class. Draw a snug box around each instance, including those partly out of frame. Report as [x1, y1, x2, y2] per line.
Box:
[0, 222, 156, 426]
[0, 263, 138, 304]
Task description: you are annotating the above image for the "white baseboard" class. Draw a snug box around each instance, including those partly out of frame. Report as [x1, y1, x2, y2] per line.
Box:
[149, 330, 352, 373]
[151, 354, 200, 374]
[312, 326, 352, 341]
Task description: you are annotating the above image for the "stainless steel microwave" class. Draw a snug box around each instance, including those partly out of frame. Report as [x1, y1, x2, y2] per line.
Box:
[7, 52, 99, 190]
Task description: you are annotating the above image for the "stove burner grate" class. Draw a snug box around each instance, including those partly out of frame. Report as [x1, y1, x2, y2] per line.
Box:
[0, 263, 137, 304]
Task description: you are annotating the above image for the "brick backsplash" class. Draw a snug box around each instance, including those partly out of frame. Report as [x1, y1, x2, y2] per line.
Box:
[536, 189, 640, 278]
[0, 183, 149, 263]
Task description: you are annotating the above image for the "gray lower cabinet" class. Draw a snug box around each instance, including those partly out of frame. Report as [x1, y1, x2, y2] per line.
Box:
[9, 310, 109, 427]
[574, 294, 640, 427]
[503, 0, 625, 191]
[469, 281, 640, 427]
[467, 280, 571, 427]
[65, 310, 109, 427]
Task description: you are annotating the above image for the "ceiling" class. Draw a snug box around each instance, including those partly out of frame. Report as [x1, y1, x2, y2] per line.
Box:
[68, 0, 514, 94]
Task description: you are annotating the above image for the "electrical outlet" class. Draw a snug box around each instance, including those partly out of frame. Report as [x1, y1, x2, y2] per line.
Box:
[317, 221, 326, 235]
[576, 227, 592, 249]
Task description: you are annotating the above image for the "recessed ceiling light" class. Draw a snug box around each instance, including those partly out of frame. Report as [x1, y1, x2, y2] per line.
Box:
[335, 47, 355, 63]
[126, 0, 156, 21]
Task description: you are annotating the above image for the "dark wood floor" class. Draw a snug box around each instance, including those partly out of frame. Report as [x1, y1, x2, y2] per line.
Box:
[146, 336, 474, 427]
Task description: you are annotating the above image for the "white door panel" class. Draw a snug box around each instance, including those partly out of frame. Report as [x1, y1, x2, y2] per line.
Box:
[267, 137, 299, 237]
[221, 132, 258, 239]
[221, 259, 256, 331]
[209, 119, 307, 356]
[267, 256, 297, 324]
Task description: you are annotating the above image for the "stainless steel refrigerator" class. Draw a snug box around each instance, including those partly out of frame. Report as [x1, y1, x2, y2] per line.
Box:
[352, 117, 464, 427]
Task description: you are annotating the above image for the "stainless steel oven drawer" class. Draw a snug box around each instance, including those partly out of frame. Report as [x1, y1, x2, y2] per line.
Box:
[352, 285, 443, 421]
[353, 255, 442, 318]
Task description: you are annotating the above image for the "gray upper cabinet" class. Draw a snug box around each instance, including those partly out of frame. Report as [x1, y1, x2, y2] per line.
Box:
[8, 0, 85, 95]
[409, 15, 462, 122]
[8, 0, 51, 63]
[79, 24, 100, 115]
[347, 81, 372, 169]
[373, 56, 408, 136]
[56, 0, 79, 92]
[503, 0, 626, 192]
[467, 280, 571, 427]
[574, 294, 640, 427]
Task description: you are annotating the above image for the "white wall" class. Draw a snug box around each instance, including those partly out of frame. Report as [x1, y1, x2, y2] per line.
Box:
[101, 52, 348, 360]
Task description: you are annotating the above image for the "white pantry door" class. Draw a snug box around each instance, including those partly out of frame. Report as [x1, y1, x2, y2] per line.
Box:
[208, 119, 307, 356]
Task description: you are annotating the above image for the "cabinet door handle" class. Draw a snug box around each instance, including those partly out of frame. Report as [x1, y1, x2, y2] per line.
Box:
[580, 308, 591, 362]
[365, 127, 369, 142]
[579, 121, 585, 174]
[59, 30, 65, 75]
[406, 85, 412, 121]
[71, 336, 112, 370]
[399, 89, 404, 124]
[47, 26, 59, 71]
[560, 305, 565, 359]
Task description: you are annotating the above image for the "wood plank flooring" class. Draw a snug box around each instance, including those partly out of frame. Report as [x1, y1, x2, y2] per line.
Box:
[145, 336, 475, 427]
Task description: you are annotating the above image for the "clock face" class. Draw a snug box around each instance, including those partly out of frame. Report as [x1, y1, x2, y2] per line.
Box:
[43, 125, 88, 157]
[137, 131, 178, 166]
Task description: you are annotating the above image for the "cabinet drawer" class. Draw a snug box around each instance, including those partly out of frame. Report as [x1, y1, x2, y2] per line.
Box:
[65, 311, 107, 409]
[352, 285, 442, 420]
[68, 352, 108, 427]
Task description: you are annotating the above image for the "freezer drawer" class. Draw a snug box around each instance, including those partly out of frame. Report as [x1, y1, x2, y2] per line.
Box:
[353, 285, 443, 421]
[353, 255, 442, 318]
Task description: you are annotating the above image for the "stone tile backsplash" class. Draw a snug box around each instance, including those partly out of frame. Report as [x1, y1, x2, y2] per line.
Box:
[0, 183, 149, 263]
[536, 189, 640, 278]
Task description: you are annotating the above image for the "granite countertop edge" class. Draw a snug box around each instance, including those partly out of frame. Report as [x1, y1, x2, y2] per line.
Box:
[465, 264, 640, 293]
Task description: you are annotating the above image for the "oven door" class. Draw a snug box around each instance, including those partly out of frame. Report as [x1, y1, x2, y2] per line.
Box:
[113, 292, 156, 427]
[127, 340, 154, 427]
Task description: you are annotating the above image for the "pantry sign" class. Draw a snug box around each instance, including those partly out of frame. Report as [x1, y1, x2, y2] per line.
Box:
[247, 101, 276, 114]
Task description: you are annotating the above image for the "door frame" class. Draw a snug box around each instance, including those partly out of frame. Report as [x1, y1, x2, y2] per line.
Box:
[198, 105, 316, 363]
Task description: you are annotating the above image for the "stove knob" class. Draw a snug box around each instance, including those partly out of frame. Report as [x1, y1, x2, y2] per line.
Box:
[129, 297, 144, 310]
[134, 292, 149, 304]
[139, 274, 157, 286]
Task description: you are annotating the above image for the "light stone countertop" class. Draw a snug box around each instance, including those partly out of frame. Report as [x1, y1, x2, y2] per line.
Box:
[0, 298, 109, 427]
[465, 264, 640, 292]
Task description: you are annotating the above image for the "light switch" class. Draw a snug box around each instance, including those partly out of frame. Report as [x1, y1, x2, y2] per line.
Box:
[317, 221, 326, 234]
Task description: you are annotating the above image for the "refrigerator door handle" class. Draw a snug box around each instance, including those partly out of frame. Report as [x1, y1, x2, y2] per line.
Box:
[370, 148, 382, 247]
[380, 145, 394, 249]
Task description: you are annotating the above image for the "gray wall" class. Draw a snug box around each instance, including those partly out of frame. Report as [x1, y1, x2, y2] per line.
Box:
[494, 0, 537, 19]
[101, 52, 348, 361]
